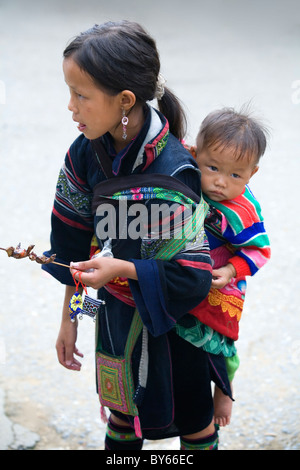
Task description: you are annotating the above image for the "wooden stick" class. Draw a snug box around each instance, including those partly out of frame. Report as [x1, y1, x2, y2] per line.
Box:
[52, 261, 70, 269]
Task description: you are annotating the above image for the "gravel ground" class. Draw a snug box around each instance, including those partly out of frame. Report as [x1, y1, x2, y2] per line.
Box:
[0, 0, 299, 451]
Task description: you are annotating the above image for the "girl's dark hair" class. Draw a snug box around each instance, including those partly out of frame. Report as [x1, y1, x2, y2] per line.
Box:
[63, 20, 186, 141]
[196, 106, 268, 162]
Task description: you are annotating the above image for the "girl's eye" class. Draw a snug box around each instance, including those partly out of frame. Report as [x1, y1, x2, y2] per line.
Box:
[232, 173, 240, 179]
[209, 166, 218, 172]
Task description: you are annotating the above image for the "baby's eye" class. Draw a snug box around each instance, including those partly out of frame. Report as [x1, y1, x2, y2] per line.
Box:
[231, 173, 240, 179]
[209, 166, 218, 172]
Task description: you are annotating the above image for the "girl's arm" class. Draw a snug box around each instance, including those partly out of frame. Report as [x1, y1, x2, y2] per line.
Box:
[56, 285, 84, 371]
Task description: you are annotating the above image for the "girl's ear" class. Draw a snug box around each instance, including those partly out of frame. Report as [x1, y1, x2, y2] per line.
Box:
[189, 145, 197, 160]
[120, 90, 136, 111]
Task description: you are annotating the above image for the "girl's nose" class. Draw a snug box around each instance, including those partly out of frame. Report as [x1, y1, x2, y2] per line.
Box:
[68, 96, 78, 113]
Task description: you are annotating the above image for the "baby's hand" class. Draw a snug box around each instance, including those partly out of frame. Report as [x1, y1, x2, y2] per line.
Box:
[211, 264, 236, 289]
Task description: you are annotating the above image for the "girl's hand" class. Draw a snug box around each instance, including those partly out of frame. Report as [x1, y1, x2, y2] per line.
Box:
[56, 319, 83, 371]
[211, 263, 236, 289]
[70, 257, 137, 290]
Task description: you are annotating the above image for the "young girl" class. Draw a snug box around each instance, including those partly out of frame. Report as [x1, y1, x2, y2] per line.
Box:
[42, 21, 229, 450]
[181, 108, 271, 427]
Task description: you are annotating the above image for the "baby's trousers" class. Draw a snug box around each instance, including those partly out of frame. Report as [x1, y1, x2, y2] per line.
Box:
[225, 353, 240, 382]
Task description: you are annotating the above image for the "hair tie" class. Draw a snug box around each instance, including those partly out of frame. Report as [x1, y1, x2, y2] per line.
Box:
[155, 73, 166, 100]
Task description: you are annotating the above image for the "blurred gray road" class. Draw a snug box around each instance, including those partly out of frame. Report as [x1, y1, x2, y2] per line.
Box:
[0, 0, 299, 450]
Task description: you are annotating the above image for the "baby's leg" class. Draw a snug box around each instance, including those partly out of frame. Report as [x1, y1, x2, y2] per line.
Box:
[213, 383, 233, 427]
[213, 353, 239, 426]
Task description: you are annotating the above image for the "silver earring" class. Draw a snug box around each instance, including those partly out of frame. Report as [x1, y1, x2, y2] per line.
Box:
[122, 109, 129, 140]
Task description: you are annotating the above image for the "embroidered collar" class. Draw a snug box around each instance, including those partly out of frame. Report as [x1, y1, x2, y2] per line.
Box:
[101, 105, 169, 177]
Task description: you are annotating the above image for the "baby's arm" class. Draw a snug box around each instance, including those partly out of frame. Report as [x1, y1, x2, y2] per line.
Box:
[211, 263, 236, 289]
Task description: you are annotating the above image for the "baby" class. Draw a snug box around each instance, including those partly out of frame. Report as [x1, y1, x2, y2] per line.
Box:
[189, 107, 271, 426]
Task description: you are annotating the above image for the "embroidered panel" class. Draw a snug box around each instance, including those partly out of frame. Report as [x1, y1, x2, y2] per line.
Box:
[56, 167, 93, 218]
[96, 352, 138, 416]
[207, 288, 244, 321]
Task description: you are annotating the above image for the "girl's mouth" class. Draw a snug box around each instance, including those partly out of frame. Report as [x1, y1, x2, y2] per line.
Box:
[78, 123, 87, 132]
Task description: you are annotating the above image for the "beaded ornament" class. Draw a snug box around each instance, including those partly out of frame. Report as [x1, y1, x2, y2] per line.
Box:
[69, 270, 105, 322]
[69, 271, 88, 322]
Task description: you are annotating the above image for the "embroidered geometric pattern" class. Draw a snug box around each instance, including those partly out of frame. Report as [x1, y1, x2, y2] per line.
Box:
[207, 288, 244, 321]
[68, 292, 83, 321]
[106, 426, 139, 442]
[110, 185, 196, 206]
[180, 435, 219, 450]
[57, 169, 92, 216]
[141, 238, 173, 260]
[155, 129, 169, 157]
[96, 309, 144, 418]
[56, 167, 93, 219]
[82, 295, 101, 319]
[97, 355, 136, 414]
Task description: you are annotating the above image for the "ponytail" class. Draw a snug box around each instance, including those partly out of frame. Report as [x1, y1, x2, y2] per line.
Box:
[157, 87, 187, 142]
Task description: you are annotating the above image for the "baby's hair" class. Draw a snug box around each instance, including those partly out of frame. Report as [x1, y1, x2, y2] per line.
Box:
[196, 106, 268, 163]
[63, 20, 186, 141]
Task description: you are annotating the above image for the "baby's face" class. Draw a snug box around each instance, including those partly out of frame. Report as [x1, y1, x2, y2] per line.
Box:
[195, 144, 258, 201]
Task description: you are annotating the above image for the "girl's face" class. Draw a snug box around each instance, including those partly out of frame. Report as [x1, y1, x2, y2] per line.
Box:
[196, 144, 259, 201]
[63, 57, 123, 141]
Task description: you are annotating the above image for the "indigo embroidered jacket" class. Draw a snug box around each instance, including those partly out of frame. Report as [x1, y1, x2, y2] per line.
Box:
[43, 106, 230, 438]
